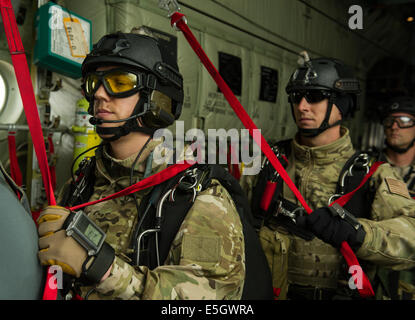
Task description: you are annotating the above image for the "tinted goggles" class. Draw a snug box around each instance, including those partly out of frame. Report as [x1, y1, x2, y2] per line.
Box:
[383, 115, 415, 129]
[289, 90, 331, 104]
[82, 68, 144, 100]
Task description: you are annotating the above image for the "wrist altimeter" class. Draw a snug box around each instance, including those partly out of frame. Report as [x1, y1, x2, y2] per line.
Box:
[64, 210, 115, 283]
[65, 210, 106, 256]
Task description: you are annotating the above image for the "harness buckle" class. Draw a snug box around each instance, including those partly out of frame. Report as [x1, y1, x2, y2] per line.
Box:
[348, 153, 370, 176]
[70, 157, 94, 204]
[327, 153, 370, 205]
[170, 167, 206, 203]
[327, 194, 341, 206]
[328, 203, 362, 230]
[275, 201, 305, 224]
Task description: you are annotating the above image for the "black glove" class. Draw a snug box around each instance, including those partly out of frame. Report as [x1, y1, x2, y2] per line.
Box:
[296, 206, 366, 250]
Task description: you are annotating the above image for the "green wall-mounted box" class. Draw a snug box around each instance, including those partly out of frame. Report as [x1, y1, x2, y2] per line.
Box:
[34, 2, 92, 79]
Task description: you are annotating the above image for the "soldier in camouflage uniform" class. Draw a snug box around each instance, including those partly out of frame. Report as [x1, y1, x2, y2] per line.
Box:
[380, 96, 415, 197]
[376, 96, 415, 298]
[36, 32, 246, 300]
[242, 58, 415, 300]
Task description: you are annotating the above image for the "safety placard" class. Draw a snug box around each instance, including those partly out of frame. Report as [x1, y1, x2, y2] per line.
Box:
[34, 2, 92, 78]
[63, 17, 89, 58]
[49, 4, 91, 64]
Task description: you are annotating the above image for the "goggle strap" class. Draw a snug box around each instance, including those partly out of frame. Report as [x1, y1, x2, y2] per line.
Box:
[146, 74, 157, 90]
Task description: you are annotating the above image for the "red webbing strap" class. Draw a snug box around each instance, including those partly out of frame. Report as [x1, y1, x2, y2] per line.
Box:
[69, 162, 194, 211]
[171, 12, 310, 212]
[170, 12, 374, 298]
[7, 132, 23, 188]
[0, 1, 55, 206]
[0, 0, 57, 300]
[260, 181, 277, 211]
[228, 143, 241, 180]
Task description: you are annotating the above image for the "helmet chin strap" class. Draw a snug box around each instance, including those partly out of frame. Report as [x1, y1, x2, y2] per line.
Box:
[292, 95, 341, 138]
[89, 92, 156, 142]
[385, 138, 415, 154]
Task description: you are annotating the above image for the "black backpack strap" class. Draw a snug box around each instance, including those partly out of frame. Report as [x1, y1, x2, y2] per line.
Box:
[251, 139, 291, 226]
[60, 157, 96, 207]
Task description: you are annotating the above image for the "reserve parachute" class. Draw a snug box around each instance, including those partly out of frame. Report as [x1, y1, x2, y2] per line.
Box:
[0, 166, 43, 299]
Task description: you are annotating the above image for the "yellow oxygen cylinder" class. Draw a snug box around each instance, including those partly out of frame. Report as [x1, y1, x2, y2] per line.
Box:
[72, 98, 101, 173]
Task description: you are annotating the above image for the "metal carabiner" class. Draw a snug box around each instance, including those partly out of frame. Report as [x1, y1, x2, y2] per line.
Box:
[327, 194, 341, 206]
[290, 207, 305, 224]
[170, 169, 199, 202]
[275, 201, 304, 223]
[158, 0, 182, 18]
[348, 153, 370, 176]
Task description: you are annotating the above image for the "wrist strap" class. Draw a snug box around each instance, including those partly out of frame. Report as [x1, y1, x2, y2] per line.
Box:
[82, 242, 115, 284]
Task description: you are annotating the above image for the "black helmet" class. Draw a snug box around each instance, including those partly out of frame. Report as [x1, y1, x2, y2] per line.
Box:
[286, 57, 360, 137]
[380, 96, 415, 120]
[82, 32, 184, 140]
[381, 96, 415, 154]
[286, 58, 360, 93]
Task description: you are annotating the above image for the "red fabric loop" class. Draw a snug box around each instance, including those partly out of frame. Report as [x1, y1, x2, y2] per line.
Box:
[228, 143, 241, 180]
[260, 181, 277, 211]
[0, 3, 55, 206]
[7, 132, 23, 187]
[1, 0, 57, 300]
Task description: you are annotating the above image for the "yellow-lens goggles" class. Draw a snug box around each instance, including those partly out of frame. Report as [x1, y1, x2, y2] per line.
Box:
[83, 69, 142, 99]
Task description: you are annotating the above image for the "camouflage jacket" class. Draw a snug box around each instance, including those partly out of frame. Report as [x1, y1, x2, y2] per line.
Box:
[241, 127, 415, 292]
[382, 152, 415, 198]
[64, 139, 245, 300]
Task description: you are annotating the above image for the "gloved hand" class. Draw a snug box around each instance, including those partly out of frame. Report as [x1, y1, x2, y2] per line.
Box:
[296, 206, 366, 250]
[37, 206, 88, 278]
[37, 206, 114, 283]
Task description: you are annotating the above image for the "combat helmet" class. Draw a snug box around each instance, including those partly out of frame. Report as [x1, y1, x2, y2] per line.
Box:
[380, 96, 415, 120]
[82, 32, 184, 140]
[286, 57, 360, 137]
[381, 96, 415, 153]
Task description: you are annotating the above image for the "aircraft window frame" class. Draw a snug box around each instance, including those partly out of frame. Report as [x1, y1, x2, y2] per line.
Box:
[0, 71, 6, 115]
